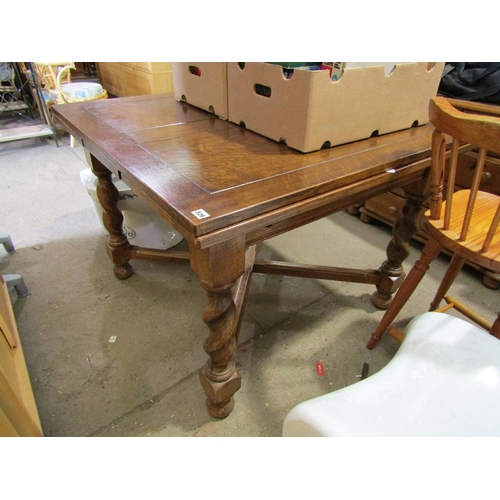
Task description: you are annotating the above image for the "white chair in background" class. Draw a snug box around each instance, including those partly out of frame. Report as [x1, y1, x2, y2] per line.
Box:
[283, 312, 500, 437]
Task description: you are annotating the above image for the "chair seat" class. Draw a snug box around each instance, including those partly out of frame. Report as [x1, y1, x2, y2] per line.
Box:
[423, 190, 500, 273]
[283, 312, 500, 436]
[60, 82, 105, 100]
[44, 82, 106, 105]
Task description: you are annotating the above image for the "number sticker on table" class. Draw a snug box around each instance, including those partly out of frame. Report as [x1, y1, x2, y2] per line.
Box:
[192, 209, 210, 219]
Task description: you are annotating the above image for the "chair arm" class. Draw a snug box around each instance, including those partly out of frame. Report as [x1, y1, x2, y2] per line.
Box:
[55, 64, 76, 104]
[447, 98, 500, 118]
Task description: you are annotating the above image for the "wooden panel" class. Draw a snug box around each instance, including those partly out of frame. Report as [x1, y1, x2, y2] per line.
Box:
[455, 151, 500, 195]
[122, 62, 171, 72]
[0, 277, 43, 436]
[0, 405, 19, 436]
[149, 70, 174, 94]
[97, 62, 124, 96]
[0, 369, 42, 436]
[362, 191, 404, 226]
[121, 65, 154, 96]
[121, 65, 172, 96]
[98, 63, 173, 97]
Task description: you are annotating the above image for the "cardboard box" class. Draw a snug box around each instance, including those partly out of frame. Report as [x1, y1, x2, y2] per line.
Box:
[171, 62, 228, 119]
[227, 62, 445, 152]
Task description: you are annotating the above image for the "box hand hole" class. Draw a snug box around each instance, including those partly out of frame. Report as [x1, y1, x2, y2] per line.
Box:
[254, 84, 272, 98]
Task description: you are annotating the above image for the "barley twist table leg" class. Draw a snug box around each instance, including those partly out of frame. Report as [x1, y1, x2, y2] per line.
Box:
[89, 155, 133, 279]
[371, 186, 426, 309]
[199, 285, 241, 418]
[190, 238, 246, 418]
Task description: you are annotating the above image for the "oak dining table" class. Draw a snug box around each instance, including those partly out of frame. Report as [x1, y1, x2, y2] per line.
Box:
[53, 93, 436, 418]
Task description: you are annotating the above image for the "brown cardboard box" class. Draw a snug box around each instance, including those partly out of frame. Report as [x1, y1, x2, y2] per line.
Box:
[172, 62, 228, 119]
[227, 62, 445, 152]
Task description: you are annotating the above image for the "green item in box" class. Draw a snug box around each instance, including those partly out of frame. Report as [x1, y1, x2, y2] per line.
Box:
[268, 62, 322, 68]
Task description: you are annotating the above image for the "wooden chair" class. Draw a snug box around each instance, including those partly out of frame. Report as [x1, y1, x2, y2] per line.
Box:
[33, 62, 107, 146]
[33, 62, 107, 104]
[367, 97, 500, 350]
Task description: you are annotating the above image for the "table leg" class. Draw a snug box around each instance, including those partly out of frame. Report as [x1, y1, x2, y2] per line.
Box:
[371, 180, 427, 309]
[89, 155, 133, 280]
[190, 237, 246, 418]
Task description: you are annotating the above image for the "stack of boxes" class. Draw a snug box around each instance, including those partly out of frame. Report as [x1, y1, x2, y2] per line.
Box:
[172, 62, 444, 153]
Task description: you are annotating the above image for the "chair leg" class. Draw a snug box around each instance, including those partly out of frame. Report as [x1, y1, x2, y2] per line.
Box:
[366, 238, 443, 350]
[490, 313, 500, 340]
[2, 274, 29, 298]
[429, 254, 466, 310]
[0, 234, 15, 254]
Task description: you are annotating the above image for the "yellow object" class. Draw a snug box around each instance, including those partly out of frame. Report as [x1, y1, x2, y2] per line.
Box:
[34, 62, 108, 104]
[33, 63, 108, 146]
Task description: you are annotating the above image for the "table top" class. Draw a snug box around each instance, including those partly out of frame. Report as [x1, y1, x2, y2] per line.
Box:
[53, 93, 435, 248]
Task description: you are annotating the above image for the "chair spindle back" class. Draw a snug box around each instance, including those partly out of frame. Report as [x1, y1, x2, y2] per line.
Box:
[428, 97, 500, 250]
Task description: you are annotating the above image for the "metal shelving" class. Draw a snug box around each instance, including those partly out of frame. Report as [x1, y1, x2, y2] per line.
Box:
[0, 62, 58, 145]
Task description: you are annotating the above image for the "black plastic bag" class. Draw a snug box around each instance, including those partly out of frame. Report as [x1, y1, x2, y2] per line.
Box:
[438, 62, 500, 104]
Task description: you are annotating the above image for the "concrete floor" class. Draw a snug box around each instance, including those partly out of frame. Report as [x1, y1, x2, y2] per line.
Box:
[1, 112, 499, 437]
